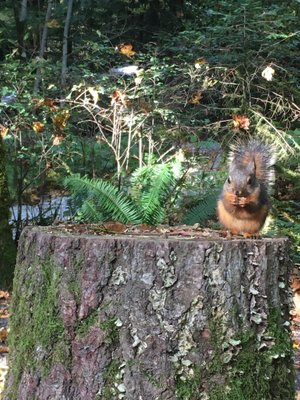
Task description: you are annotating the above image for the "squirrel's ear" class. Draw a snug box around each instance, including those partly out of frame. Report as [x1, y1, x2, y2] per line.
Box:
[248, 160, 256, 174]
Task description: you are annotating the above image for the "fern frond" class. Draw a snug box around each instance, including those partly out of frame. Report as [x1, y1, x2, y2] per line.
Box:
[130, 164, 154, 202]
[183, 190, 219, 225]
[140, 163, 175, 224]
[80, 200, 105, 222]
[64, 174, 141, 224]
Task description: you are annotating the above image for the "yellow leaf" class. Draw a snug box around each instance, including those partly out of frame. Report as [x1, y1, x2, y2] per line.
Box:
[47, 19, 61, 28]
[194, 57, 207, 69]
[32, 121, 45, 133]
[88, 87, 99, 105]
[52, 135, 64, 146]
[116, 42, 136, 57]
[232, 114, 250, 130]
[189, 91, 203, 104]
[52, 111, 70, 129]
[134, 76, 143, 86]
[0, 125, 9, 139]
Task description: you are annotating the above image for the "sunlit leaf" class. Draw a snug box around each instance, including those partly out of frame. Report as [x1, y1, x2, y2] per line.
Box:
[232, 114, 250, 130]
[32, 121, 45, 133]
[52, 134, 64, 146]
[116, 42, 136, 57]
[262, 65, 275, 81]
[52, 111, 70, 129]
[111, 90, 129, 107]
[194, 57, 207, 69]
[88, 87, 99, 105]
[47, 19, 61, 28]
[189, 91, 203, 104]
[0, 125, 9, 139]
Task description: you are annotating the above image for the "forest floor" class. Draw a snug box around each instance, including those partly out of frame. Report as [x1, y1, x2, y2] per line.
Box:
[0, 286, 300, 399]
[0, 291, 9, 399]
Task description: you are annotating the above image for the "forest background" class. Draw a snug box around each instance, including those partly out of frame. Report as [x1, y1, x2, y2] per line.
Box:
[0, 0, 299, 287]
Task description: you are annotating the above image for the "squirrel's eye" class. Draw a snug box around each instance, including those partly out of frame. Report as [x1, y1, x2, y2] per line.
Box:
[227, 176, 231, 184]
[247, 176, 252, 185]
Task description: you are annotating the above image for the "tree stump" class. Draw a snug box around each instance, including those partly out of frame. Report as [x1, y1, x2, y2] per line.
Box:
[5, 225, 294, 400]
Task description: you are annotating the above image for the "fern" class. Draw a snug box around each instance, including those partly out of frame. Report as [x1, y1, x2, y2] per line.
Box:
[80, 200, 105, 222]
[64, 174, 141, 224]
[183, 190, 220, 225]
[131, 162, 178, 225]
[65, 161, 182, 226]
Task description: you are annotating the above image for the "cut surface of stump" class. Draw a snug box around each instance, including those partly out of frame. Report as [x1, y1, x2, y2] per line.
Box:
[5, 225, 295, 400]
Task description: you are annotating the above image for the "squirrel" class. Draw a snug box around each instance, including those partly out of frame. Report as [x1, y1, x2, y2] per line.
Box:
[217, 140, 276, 237]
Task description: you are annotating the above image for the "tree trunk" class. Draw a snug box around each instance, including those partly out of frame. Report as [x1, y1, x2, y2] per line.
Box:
[61, 0, 73, 89]
[0, 136, 16, 288]
[12, 0, 28, 58]
[5, 226, 295, 400]
[33, 0, 54, 94]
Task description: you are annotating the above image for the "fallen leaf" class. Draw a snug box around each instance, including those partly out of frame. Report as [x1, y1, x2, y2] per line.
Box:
[103, 221, 127, 233]
[232, 114, 250, 130]
[293, 340, 300, 349]
[0, 329, 7, 343]
[0, 310, 9, 319]
[0, 346, 9, 353]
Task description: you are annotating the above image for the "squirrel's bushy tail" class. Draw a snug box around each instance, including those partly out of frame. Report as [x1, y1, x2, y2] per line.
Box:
[228, 139, 276, 184]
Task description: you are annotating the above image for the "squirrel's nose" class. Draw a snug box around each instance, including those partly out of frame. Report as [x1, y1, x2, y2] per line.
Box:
[235, 190, 242, 196]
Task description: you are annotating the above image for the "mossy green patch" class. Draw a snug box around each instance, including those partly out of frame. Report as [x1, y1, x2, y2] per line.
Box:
[75, 310, 120, 346]
[75, 309, 99, 337]
[101, 360, 121, 400]
[100, 317, 120, 345]
[66, 256, 84, 303]
[175, 367, 202, 400]
[8, 257, 68, 399]
[208, 308, 295, 400]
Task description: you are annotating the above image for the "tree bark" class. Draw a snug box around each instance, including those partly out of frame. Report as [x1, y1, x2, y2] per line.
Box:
[33, 0, 54, 94]
[12, 0, 28, 58]
[0, 136, 16, 288]
[61, 0, 73, 89]
[5, 226, 295, 400]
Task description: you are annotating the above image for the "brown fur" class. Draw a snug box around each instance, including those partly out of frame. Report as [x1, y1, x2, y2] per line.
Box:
[217, 198, 269, 236]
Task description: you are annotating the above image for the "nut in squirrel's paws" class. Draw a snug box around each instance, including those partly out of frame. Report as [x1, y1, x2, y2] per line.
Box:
[237, 196, 247, 207]
[227, 192, 247, 207]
